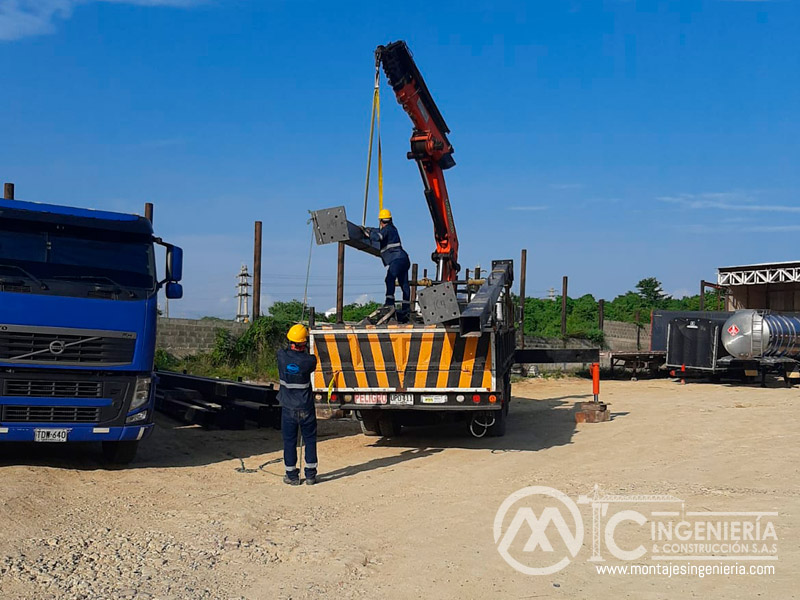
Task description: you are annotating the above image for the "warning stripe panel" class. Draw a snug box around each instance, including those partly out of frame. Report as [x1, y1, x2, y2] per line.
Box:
[458, 336, 480, 388]
[413, 332, 435, 388]
[436, 333, 457, 388]
[311, 329, 495, 391]
[367, 333, 390, 388]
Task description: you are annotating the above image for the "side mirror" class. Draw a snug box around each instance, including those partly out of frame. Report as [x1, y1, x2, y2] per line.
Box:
[166, 245, 183, 282]
[165, 282, 183, 299]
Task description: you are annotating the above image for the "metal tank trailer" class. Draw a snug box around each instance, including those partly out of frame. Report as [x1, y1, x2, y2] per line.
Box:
[722, 310, 800, 360]
[665, 309, 800, 386]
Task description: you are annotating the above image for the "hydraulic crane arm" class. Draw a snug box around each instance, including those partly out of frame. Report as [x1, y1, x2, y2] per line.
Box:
[376, 41, 460, 281]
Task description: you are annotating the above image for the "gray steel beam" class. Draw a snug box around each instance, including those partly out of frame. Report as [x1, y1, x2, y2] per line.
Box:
[310, 206, 381, 257]
[459, 260, 513, 337]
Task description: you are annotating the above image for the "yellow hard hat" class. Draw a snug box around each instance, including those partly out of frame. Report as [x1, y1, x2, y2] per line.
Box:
[287, 323, 308, 344]
[379, 208, 392, 220]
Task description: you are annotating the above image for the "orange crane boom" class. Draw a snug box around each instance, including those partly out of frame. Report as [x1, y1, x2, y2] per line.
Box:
[376, 41, 460, 281]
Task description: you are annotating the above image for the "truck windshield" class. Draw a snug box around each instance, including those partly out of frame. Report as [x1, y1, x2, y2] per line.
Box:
[0, 220, 155, 293]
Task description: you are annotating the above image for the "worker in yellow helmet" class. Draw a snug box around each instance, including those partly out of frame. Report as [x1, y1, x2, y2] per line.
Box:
[364, 208, 411, 323]
[277, 324, 319, 485]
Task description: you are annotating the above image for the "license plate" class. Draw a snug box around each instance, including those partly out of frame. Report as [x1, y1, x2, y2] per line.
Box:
[354, 393, 387, 405]
[34, 429, 69, 443]
[421, 394, 447, 404]
[390, 393, 414, 405]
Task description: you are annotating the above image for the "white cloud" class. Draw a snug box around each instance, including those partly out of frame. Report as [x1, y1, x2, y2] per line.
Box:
[659, 192, 800, 213]
[0, 0, 204, 41]
[752, 225, 800, 232]
[670, 288, 693, 299]
[353, 292, 375, 305]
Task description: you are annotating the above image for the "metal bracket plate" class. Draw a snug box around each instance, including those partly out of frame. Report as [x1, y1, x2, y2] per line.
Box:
[417, 283, 460, 325]
[310, 206, 381, 257]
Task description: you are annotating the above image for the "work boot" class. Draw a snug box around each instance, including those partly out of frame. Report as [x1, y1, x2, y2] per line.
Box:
[283, 474, 301, 486]
[305, 469, 317, 485]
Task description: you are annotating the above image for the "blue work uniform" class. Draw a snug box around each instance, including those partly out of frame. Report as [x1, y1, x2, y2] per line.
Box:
[367, 221, 411, 321]
[277, 347, 318, 480]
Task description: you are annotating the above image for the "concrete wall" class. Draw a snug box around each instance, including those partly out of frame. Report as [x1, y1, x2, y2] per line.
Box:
[603, 319, 651, 352]
[156, 318, 249, 358]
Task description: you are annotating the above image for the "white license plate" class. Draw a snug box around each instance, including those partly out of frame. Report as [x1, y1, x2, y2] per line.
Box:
[421, 394, 447, 404]
[354, 393, 387, 405]
[34, 429, 69, 443]
[390, 393, 414, 405]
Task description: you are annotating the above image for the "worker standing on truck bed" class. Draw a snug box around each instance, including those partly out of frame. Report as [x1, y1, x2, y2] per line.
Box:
[365, 208, 411, 323]
[277, 324, 319, 486]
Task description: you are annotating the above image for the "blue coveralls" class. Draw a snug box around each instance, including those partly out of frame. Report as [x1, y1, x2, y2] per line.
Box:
[277, 347, 319, 480]
[367, 221, 411, 321]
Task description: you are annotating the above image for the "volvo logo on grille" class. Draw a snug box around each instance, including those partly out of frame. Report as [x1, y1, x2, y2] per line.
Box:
[49, 340, 66, 355]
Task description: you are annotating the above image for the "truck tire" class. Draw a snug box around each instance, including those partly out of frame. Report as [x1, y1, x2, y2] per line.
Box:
[360, 412, 381, 436]
[378, 414, 401, 437]
[101, 441, 139, 465]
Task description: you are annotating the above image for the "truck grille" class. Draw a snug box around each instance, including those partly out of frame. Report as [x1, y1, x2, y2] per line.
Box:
[0, 326, 136, 366]
[2, 406, 101, 423]
[4, 380, 103, 398]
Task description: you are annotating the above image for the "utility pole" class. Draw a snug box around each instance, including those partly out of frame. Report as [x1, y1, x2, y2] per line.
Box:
[235, 264, 252, 323]
[561, 276, 568, 337]
[253, 221, 262, 319]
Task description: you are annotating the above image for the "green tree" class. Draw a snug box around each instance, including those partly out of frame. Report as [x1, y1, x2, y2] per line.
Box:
[635, 277, 670, 307]
[605, 291, 645, 322]
[267, 300, 305, 322]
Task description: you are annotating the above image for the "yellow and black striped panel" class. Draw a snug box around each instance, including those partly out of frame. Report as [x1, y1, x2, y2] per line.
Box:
[311, 325, 494, 391]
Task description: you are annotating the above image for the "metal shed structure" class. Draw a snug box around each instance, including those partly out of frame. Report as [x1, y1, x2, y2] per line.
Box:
[717, 261, 800, 311]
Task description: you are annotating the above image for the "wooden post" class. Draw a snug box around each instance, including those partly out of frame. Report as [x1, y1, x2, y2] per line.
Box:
[144, 202, 153, 224]
[336, 242, 345, 324]
[518, 249, 527, 349]
[3, 182, 14, 200]
[410, 263, 418, 309]
[598, 299, 605, 332]
[561, 276, 568, 337]
[635, 309, 641, 350]
[253, 221, 262, 319]
[699, 279, 705, 311]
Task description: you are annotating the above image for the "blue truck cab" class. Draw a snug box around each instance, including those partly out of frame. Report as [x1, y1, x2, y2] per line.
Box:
[0, 197, 183, 464]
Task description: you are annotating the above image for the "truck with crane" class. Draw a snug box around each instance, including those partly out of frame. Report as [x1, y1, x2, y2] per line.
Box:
[308, 41, 518, 438]
[0, 189, 183, 463]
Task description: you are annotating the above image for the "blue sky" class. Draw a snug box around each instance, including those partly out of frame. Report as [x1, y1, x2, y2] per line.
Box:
[1, 0, 797, 318]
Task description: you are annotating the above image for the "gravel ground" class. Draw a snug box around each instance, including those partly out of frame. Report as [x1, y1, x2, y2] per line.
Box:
[0, 377, 797, 599]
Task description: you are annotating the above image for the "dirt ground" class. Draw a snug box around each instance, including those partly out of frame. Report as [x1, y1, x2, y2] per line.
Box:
[0, 377, 797, 599]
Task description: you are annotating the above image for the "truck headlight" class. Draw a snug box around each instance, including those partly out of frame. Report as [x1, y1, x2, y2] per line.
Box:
[130, 376, 152, 411]
[126, 411, 148, 424]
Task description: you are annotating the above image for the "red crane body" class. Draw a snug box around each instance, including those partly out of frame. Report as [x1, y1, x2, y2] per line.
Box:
[376, 41, 460, 282]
